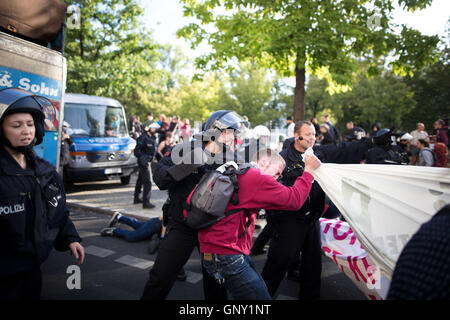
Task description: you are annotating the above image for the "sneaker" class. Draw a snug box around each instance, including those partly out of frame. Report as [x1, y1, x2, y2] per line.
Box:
[100, 227, 115, 236]
[176, 268, 187, 281]
[143, 202, 155, 209]
[133, 197, 142, 204]
[108, 212, 122, 228]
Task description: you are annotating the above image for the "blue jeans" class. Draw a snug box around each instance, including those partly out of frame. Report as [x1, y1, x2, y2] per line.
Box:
[202, 254, 272, 300]
[113, 216, 161, 242]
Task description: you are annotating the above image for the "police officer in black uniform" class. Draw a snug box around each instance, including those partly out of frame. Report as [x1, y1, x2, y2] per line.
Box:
[0, 88, 84, 300]
[366, 128, 405, 165]
[140, 110, 244, 300]
[134, 124, 157, 208]
[261, 120, 379, 299]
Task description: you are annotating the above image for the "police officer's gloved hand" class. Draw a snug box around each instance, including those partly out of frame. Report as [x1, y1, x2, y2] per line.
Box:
[167, 148, 207, 181]
[372, 128, 394, 146]
[139, 155, 151, 167]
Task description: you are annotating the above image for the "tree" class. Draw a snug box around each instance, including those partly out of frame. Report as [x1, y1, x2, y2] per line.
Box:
[330, 71, 417, 132]
[177, 73, 223, 122]
[216, 61, 276, 126]
[177, 0, 440, 121]
[64, 0, 161, 115]
[401, 48, 450, 131]
[305, 77, 332, 119]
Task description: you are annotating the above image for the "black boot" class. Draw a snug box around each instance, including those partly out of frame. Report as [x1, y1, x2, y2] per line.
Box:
[133, 196, 142, 204]
[177, 268, 187, 281]
[143, 202, 155, 209]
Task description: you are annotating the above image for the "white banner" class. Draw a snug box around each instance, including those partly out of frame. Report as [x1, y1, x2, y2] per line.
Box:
[320, 218, 390, 300]
[312, 164, 450, 281]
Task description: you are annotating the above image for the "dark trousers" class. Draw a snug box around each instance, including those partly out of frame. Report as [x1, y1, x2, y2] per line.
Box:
[140, 223, 227, 300]
[135, 164, 151, 203]
[251, 221, 274, 253]
[261, 218, 322, 300]
[0, 266, 42, 300]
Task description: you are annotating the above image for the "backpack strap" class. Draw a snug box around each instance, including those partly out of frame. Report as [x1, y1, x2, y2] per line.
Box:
[224, 208, 252, 238]
[240, 209, 252, 238]
[225, 164, 253, 205]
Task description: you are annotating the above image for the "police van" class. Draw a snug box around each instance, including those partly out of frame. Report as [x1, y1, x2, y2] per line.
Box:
[63, 93, 137, 185]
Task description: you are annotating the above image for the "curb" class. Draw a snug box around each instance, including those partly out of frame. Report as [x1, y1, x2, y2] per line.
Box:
[67, 201, 148, 222]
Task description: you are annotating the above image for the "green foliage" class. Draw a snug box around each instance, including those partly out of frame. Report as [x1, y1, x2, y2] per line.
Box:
[177, 0, 440, 120]
[216, 61, 278, 126]
[304, 50, 450, 135]
[401, 49, 450, 131]
[64, 0, 162, 117]
[332, 72, 417, 131]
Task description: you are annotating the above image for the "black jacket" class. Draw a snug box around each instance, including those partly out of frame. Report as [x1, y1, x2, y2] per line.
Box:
[267, 141, 325, 223]
[151, 140, 236, 232]
[135, 133, 156, 167]
[282, 137, 374, 164]
[271, 138, 375, 222]
[366, 145, 404, 164]
[0, 146, 81, 276]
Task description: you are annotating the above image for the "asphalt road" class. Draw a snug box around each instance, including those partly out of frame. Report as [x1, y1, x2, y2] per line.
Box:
[40, 208, 367, 301]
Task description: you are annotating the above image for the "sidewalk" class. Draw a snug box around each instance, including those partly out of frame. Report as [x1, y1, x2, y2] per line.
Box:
[66, 173, 167, 221]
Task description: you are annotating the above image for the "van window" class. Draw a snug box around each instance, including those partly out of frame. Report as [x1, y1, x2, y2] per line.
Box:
[64, 103, 127, 137]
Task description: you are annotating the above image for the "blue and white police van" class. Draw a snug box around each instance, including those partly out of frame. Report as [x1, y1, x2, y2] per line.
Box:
[63, 93, 137, 185]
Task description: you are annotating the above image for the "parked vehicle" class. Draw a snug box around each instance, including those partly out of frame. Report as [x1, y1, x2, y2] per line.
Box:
[63, 93, 138, 185]
[0, 0, 67, 167]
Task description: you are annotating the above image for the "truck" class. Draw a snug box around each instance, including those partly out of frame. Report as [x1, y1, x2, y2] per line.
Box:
[0, 0, 67, 168]
[63, 93, 137, 185]
[0, 1, 137, 185]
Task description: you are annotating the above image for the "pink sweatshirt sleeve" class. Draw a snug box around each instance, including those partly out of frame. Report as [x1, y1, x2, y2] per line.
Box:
[248, 170, 314, 211]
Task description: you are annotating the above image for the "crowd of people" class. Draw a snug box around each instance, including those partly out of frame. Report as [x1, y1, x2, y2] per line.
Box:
[0, 86, 448, 301]
[295, 115, 449, 168]
[128, 113, 192, 146]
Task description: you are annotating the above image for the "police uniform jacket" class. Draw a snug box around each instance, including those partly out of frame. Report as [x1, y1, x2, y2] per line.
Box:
[270, 137, 375, 222]
[134, 133, 156, 167]
[267, 140, 325, 223]
[0, 146, 81, 277]
[151, 140, 235, 233]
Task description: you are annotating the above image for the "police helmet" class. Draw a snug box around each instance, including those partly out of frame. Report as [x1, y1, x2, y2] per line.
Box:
[400, 132, 413, 141]
[376, 128, 390, 137]
[144, 122, 160, 132]
[253, 125, 270, 139]
[194, 110, 244, 141]
[0, 88, 47, 146]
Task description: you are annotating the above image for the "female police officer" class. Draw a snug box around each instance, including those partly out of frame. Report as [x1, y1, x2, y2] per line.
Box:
[0, 88, 84, 300]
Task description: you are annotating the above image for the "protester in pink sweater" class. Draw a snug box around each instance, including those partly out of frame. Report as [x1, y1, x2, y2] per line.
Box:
[198, 148, 321, 299]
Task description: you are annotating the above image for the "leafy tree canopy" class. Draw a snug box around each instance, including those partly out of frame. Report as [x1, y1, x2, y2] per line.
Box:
[177, 0, 440, 120]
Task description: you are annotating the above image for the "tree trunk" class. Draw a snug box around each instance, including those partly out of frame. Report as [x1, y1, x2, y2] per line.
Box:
[294, 65, 305, 121]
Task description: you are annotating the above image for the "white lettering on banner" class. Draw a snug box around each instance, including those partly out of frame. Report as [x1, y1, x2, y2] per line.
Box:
[18, 78, 59, 98]
[0, 203, 25, 215]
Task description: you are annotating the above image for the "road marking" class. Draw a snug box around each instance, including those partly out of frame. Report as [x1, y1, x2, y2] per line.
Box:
[84, 245, 115, 258]
[78, 231, 100, 238]
[115, 255, 154, 270]
[185, 270, 203, 284]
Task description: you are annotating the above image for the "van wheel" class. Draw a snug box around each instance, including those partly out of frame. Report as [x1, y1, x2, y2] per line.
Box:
[120, 175, 131, 185]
